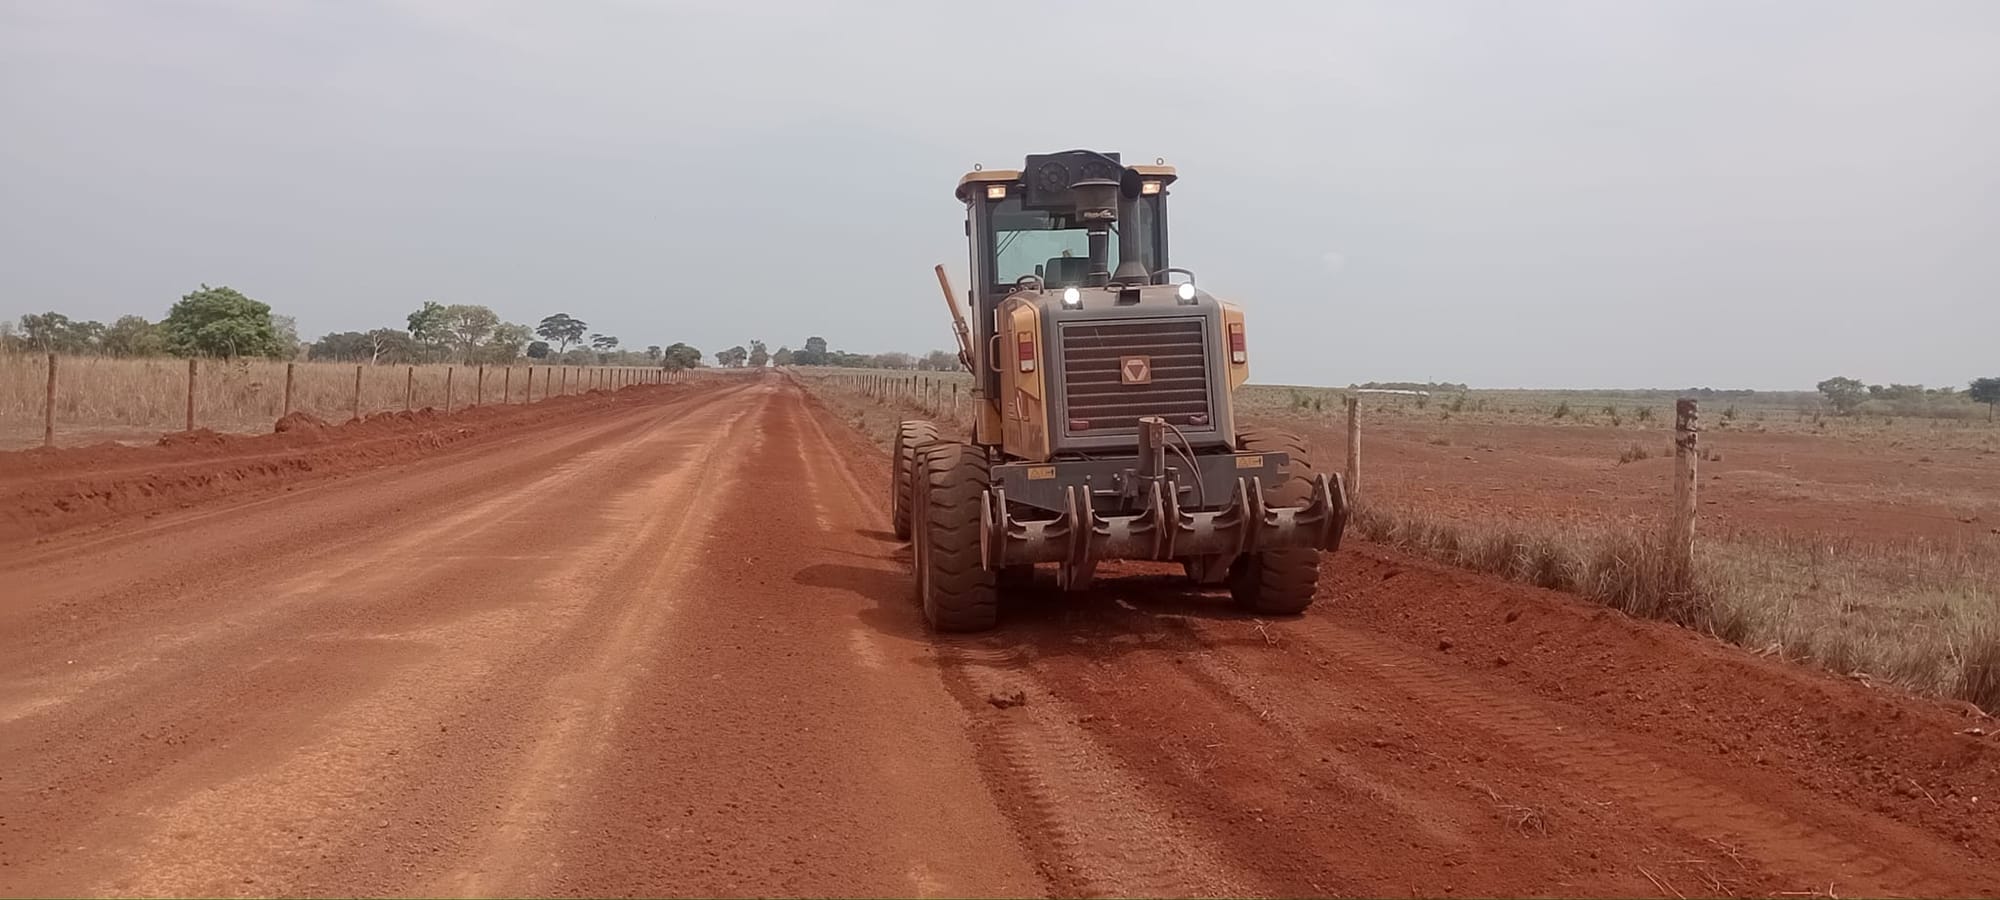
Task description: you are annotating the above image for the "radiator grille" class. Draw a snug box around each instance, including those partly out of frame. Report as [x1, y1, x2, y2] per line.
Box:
[1059, 318, 1213, 434]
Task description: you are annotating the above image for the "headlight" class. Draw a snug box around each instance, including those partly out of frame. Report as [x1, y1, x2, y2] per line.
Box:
[1062, 287, 1082, 307]
[1176, 282, 1197, 301]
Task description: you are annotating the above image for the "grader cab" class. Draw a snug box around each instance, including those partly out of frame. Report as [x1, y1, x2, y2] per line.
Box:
[895, 149, 1349, 631]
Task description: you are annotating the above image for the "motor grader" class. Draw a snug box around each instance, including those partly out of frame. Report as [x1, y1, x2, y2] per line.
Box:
[895, 149, 1349, 631]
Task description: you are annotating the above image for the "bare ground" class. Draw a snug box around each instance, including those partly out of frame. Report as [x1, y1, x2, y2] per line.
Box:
[1, 375, 1994, 897]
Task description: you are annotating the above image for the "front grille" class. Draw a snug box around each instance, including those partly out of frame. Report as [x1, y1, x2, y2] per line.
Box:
[1058, 317, 1213, 434]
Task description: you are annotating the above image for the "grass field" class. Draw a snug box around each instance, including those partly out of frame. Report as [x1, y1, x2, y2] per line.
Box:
[794, 367, 2000, 713]
[0, 352, 668, 449]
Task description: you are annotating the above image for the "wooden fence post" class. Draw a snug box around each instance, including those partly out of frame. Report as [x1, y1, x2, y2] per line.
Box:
[352, 364, 363, 421]
[1670, 399, 1700, 592]
[185, 358, 198, 432]
[544, 366, 551, 397]
[525, 366, 533, 403]
[405, 366, 414, 411]
[43, 353, 56, 448]
[559, 366, 567, 396]
[476, 364, 485, 406]
[505, 366, 513, 403]
[283, 362, 295, 418]
[446, 367, 455, 414]
[1344, 396, 1361, 500]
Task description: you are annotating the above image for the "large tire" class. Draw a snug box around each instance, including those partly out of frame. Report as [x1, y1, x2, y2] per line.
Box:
[891, 420, 939, 540]
[913, 441, 998, 631]
[1227, 427, 1322, 615]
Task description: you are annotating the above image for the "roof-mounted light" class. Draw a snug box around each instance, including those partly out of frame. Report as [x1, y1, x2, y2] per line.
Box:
[1140, 179, 1163, 196]
[985, 183, 1007, 200]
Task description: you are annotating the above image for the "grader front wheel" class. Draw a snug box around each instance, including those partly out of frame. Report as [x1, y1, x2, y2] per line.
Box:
[1226, 427, 1324, 615]
[891, 420, 939, 541]
[913, 441, 997, 632]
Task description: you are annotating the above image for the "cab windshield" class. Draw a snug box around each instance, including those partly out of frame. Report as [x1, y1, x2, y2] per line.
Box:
[989, 196, 1160, 288]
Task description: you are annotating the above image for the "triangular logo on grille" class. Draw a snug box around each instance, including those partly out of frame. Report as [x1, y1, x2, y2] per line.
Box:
[1120, 356, 1152, 385]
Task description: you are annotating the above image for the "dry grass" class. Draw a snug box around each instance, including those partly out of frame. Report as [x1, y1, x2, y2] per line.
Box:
[1702, 530, 2000, 711]
[1617, 442, 1653, 464]
[1355, 501, 2000, 712]
[1351, 503, 1720, 633]
[1239, 384, 2000, 451]
[790, 368, 974, 445]
[2, 353, 657, 447]
[797, 369, 2000, 712]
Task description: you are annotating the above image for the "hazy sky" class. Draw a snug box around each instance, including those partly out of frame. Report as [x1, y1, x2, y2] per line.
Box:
[3, 0, 1994, 389]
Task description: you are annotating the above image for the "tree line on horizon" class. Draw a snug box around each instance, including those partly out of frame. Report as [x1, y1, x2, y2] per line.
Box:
[0, 284, 962, 374]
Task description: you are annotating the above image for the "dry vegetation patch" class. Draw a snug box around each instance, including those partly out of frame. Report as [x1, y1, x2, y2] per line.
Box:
[792, 370, 2000, 713]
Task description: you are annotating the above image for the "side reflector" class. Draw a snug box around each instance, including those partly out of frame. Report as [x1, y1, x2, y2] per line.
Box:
[1017, 333, 1035, 372]
[1228, 322, 1247, 364]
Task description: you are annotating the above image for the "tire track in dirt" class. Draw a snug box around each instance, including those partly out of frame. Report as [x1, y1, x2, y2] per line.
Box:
[804, 380, 1998, 898]
[1275, 618, 1960, 897]
[524, 382, 1044, 898]
[795, 389, 1266, 898]
[938, 642, 1253, 898]
[429, 389, 767, 895]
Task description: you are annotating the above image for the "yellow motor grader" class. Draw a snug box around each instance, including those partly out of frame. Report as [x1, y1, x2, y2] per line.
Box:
[896, 149, 1349, 631]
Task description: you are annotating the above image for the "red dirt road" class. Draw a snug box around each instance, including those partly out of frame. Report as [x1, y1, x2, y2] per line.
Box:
[2, 377, 1995, 897]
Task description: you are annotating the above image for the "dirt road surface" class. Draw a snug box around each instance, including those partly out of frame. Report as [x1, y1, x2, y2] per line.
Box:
[3, 377, 1994, 897]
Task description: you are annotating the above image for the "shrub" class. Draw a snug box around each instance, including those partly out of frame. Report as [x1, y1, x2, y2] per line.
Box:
[1617, 443, 1651, 464]
[1553, 401, 1572, 420]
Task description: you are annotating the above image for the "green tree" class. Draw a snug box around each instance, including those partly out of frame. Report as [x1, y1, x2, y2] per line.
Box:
[482, 322, 533, 363]
[662, 342, 702, 370]
[17, 312, 73, 352]
[271, 315, 300, 358]
[309, 331, 374, 361]
[66, 320, 108, 352]
[772, 346, 793, 367]
[366, 328, 418, 364]
[590, 333, 620, 351]
[646, 344, 663, 363]
[162, 285, 290, 358]
[793, 335, 829, 365]
[407, 301, 450, 352]
[748, 340, 769, 368]
[1816, 376, 1867, 415]
[102, 315, 167, 357]
[918, 349, 958, 371]
[442, 304, 500, 360]
[536, 313, 588, 355]
[1970, 377, 2000, 421]
[526, 340, 551, 359]
[717, 345, 748, 367]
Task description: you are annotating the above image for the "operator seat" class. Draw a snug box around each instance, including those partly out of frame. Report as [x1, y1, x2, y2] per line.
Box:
[1044, 255, 1089, 287]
